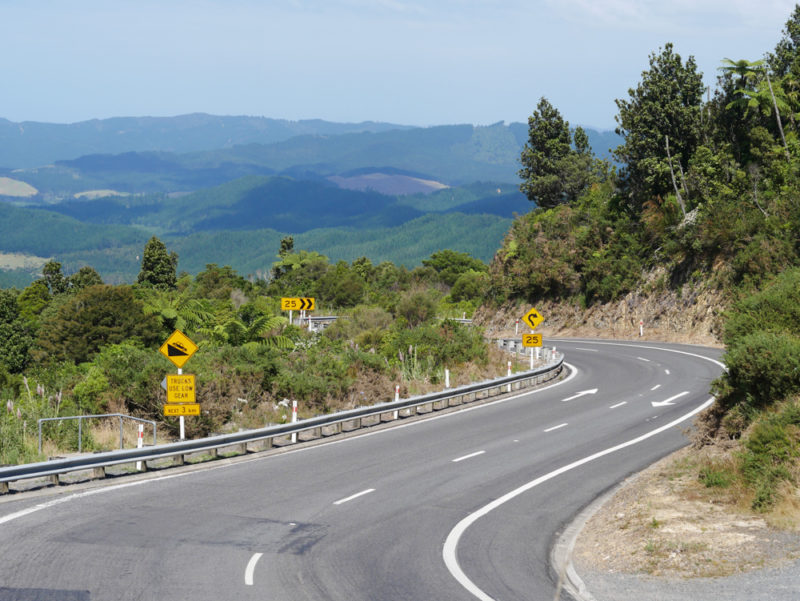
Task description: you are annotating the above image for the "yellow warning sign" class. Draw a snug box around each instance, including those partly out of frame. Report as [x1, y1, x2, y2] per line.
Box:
[164, 403, 200, 417]
[159, 330, 198, 369]
[522, 307, 544, 330]
[166, 374, 196, 404]
[522, 334, 543, 347]
[280, 297, 315, 311]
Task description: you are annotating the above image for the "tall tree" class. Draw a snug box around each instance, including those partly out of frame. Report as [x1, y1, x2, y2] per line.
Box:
[518, 98, 601, 209]
[769, 4, 800, 78]
[614, 43, 704, 210]
[41, 261, 68, 295]
[34, 285, 161, 364]
[137, 236, 178, 289]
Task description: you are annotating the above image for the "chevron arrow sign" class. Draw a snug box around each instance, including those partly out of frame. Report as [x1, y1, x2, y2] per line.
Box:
[281, 297, 316, 311]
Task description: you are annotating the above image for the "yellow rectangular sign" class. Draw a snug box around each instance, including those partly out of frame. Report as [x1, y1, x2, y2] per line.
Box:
[522, 333, 543, 347]
[164, 403, 200, 416]
[166, 374, 196, 404]
[281, 297, 315, 311]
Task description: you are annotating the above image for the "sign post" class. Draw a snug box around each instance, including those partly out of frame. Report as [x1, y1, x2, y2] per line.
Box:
[159, 330, 199, 440]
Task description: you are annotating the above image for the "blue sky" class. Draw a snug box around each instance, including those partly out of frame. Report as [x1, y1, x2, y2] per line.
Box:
[2, 0, 798, 129]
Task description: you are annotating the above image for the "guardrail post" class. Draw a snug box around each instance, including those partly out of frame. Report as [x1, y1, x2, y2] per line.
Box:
[93, 466, 106, 479]
[174, 455, 184, 466]
[49, 474, 59, 486]
[0, 482, 8, 494]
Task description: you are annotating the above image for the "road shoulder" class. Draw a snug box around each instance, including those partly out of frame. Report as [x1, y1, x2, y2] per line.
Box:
[556, 446, 800, 601]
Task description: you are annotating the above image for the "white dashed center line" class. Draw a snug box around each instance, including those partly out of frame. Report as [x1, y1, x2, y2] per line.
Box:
[651, 384, 661, 391]
[452, 450, 486, 463]
[544, 423, 568, 433]
[609, 402, 627, 409]
[333, 488, 375, 505]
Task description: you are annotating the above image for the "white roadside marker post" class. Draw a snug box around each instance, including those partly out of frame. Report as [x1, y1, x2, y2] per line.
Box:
[393, 385, 400, 419]
[639, 319, 644, 337]
[507, 361, 512, 392]
[136, 424, 144, 471]
[291, 400, 298, 443]
[445, 369, 450, 389]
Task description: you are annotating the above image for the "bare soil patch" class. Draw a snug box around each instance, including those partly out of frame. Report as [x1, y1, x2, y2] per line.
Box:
[573, 446, 800, 578]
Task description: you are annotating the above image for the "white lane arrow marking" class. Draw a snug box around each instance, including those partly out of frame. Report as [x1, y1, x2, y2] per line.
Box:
[561, 388, 598, 402]
[651, 391, 689, 407]
[245, 553, 263, 586]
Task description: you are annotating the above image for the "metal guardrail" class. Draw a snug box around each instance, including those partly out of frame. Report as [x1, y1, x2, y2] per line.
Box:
[38, 413, 157, 454]
[496, 337, 557, 359]
[0, 346, 563, 494]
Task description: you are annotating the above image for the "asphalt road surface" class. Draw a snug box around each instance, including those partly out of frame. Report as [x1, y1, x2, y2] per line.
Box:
[0, 339, 723, 601]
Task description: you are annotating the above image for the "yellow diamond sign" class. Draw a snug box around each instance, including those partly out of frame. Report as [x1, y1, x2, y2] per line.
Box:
[159, 330, 198, 369]
[522, 307, 544, 330]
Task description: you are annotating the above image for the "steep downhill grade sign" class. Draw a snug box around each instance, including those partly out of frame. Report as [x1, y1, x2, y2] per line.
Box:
[159, 330, 198, 369]
[281, 297, 315, 311]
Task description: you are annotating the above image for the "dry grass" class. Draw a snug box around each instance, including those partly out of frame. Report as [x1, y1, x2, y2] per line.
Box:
[574, 446, 800, 578]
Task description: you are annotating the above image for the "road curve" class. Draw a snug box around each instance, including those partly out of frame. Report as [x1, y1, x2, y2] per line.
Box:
[0, 339, 723, 601]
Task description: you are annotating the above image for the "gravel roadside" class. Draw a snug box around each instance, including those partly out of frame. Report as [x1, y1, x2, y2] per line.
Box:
[558, 447, 800, 601]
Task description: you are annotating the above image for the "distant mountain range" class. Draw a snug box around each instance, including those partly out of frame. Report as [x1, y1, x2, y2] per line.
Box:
[0, 114, 622, 287]
[0, 114, 414, 169]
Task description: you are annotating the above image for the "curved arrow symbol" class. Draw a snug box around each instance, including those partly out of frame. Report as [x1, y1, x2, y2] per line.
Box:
[560, 388, 598, 402]
[651, 390, 689, 407]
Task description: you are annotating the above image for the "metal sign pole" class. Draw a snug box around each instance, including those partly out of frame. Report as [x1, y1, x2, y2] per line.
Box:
[178, 367, 185, 440]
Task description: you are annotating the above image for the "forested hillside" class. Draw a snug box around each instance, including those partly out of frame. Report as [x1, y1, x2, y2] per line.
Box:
[487, 6, 800, 517]
[0, 238, 500, 464]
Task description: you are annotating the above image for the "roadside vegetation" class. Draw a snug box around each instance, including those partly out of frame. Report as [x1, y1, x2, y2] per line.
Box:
[490, 6, 800, 522]
[0, 235, 510, 464]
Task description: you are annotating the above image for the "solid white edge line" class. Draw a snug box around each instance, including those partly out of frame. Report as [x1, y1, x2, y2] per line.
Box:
[609, 402, 626, 409]
[443, 340, 725, 601]
[453, 451, 486, 463]
[0, 364, 580, 527]
[333, 488, 375, 505]
[544, 423, 568, 433]
[245, 552, 263, 586]
[443, 396, 715, 601]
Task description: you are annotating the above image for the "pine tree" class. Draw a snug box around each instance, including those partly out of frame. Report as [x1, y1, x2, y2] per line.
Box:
[137, 237, 178, 289]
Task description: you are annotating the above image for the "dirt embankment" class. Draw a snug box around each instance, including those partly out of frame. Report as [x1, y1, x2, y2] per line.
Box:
[475, 273, 725, 348]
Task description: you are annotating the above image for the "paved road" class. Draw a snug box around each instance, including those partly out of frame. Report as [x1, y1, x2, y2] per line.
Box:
[0, 339, 723, 601]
